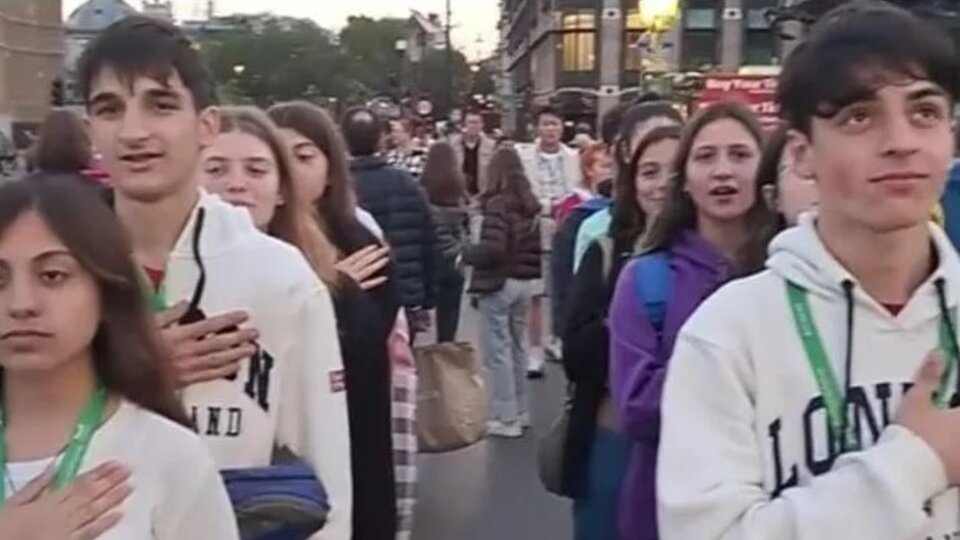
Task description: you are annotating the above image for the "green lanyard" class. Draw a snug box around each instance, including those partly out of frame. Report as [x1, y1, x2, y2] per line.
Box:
[147, 282, 167, 313]
[0, 385, 108, 504]
[787, 282, 958, 454]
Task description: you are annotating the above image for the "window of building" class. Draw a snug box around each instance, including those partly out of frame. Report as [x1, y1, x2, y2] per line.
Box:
[681, 0, 719, 70]
[560, 11, 596, 72]
[624, 9, 644, 71]
[744, 0, 779, 65]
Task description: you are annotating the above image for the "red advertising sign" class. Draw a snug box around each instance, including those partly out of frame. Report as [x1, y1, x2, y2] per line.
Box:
[696, 74, 780, 128]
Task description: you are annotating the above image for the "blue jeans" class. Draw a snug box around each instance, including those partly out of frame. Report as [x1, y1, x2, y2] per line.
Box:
[477, 278, 533, 422]
[573, 428, 632, 540]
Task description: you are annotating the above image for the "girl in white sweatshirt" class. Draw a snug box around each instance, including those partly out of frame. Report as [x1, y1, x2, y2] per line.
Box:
[0, 174, 237, 539]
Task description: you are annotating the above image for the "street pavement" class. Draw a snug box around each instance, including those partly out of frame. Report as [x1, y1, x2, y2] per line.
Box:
[411, 300, 573, 540]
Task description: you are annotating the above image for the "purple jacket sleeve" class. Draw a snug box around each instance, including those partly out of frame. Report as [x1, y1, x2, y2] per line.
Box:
[609, 259, 667, 444]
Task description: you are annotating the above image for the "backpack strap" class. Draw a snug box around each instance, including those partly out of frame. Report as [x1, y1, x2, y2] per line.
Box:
[634, 251, 672, 332]
[596, 236, 614, 287]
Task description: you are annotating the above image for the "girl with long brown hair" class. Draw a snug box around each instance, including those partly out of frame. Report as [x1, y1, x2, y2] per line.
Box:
[421, 141, 469, 342]
[0, 174, 236, 539]
[559, 125, 682, 540]
[466, 147, 542, 438]
[199, 106, 396, 540]
[607, 102, 771, 540]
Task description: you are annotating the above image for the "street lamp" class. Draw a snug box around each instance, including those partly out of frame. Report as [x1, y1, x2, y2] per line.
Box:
[233, 64, 246, 76]
[637, 0, 680, 91]
[638, 0, 680, 34]
[470, 63, 480, 73]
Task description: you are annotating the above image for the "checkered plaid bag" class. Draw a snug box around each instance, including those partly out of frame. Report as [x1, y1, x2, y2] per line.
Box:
[388, 313, 418, 540]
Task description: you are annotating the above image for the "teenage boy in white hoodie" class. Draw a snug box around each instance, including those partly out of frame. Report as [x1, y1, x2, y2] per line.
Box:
[657, 3, 960, 540]
[77, 17, 352, 539]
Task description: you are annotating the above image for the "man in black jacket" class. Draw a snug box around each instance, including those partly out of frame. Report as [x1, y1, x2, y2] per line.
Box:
[342, 107, 438, 333]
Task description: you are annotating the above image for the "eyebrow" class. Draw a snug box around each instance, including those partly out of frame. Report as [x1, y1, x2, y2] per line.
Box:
[907, 86, 949, 102]
[144, 88, 182, 101]
[243, 157, 274, 166]
[88, 92, 120, 110]
[293, 142, 318, 152]
[35, 250, 75, 262]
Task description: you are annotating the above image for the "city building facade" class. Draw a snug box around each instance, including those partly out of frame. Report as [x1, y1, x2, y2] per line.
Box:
[499, 0, 786, 137]
[0, 0, 64, 152]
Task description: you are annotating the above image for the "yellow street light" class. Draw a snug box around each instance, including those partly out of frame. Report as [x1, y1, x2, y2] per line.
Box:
[638, 0, 680, 33]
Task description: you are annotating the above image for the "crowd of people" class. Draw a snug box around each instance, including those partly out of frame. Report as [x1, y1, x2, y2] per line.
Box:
[1, 2, 960, 540]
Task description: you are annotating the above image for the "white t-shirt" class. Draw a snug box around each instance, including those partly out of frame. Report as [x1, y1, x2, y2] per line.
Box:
[8, 401, 239, 540]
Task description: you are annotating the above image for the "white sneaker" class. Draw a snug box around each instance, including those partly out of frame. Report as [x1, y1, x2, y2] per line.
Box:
[527, 352, 545, 379]
[487, 420, 523, 438]
[518, 412, 531, 428]
[545, 339, 562, 363]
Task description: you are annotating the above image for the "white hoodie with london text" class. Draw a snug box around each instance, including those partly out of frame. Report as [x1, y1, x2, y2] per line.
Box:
[162, 192, 352, 540]
[657, 213, 960, 540]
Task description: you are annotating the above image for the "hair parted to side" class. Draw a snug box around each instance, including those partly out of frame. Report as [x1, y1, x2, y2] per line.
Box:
[534, 105, 562, 122]
[609, 125, 681, 253]
[615, 101, 683, 165]
[78, 15, 215, 110]
[218, 107, 340, 288]
[0, 174, 188, 426]
[482, 147, 541, 215]
[421, 142, 466, 206]
[268, 101, 360, 257]
[777, 0, 959, 135]
[754, 124, 790, 220]
[29, 110, 92, 174]
[643, 101, 776, 275]
[341, 107, 384, 157]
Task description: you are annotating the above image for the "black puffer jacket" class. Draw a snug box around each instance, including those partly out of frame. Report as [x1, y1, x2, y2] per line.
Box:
[352, 156, 438, 309]
[465, 192, 541, 294]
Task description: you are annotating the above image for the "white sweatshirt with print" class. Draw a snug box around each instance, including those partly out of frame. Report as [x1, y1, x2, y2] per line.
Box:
[163, 192, 352, 540]
[657, 213, 960, 540]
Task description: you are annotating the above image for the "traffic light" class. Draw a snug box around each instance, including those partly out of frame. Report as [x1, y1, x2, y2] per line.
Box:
[50, 77, 64, 107]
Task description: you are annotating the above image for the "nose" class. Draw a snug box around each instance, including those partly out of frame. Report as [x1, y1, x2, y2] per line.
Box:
[879, 114, 920, 158]
[711, 155, 735, 179]
[6, 275, 40, 320]
[118, 105, 149, 144]
[224, 169, 249, 194]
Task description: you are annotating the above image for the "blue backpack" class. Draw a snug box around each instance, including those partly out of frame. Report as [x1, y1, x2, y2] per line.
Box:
[633, 252, 673, 334]
[221, 460, 330, 540]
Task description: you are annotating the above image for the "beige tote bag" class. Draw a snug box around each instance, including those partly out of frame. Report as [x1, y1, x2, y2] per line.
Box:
[414, 342, 488, 453]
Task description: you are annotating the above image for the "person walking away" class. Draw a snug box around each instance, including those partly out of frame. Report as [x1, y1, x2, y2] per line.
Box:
[26, 110, 91, 175]
[78, 17, 353, 538]
[421, 142, 470, 342]
[515, 106, 580, 376]
[466, 147, 542, 437]
[657, 4, 960, 539]
[451, 111, 496, 198]
[609, 102, 772, 540]
[200, 107, 398, 540]
[560, 126, 680, 540]
[344, 108, 439, 342]
[0, 174, 238, 539]
[386, 118, 428, 181]
[574, 102, 683, 271]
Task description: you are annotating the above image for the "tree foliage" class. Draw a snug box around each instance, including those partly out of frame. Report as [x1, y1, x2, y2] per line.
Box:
[199, 15, 476, 112]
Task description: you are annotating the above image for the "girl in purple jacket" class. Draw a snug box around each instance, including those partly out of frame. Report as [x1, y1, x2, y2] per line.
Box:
[608, 102, 776, 540]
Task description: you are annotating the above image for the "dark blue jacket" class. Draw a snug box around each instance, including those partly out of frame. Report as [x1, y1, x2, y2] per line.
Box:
[351, 156, 438, 309]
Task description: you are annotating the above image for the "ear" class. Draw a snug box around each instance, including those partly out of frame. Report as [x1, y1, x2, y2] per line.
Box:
[786, 129, 816, 182]
[197, 106, 221, 148]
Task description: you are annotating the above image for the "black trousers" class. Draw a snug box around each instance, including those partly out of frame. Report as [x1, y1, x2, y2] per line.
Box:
[435, 259, 465, 343]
